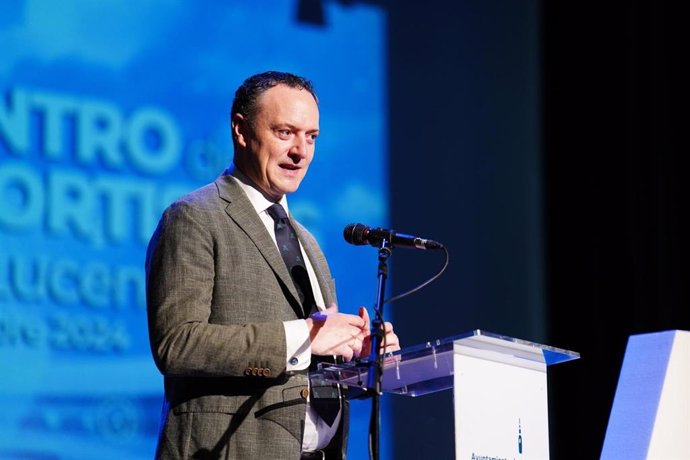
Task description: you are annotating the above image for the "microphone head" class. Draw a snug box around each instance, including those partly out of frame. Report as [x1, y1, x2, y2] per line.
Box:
[343, 223, 369, 245]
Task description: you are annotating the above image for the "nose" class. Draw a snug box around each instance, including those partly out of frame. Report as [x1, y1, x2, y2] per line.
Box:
[288, 134, 308, 161]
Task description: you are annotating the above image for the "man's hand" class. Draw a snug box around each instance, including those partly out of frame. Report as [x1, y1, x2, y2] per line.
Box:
[358, 306, 401, 359]
[305, 304, 367, 362]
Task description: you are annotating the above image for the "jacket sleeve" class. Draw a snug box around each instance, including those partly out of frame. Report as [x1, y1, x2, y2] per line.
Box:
[145, 200, 289, 378]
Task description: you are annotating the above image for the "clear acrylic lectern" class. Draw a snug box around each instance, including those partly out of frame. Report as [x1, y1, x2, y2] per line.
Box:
[315, 330, 579, 459]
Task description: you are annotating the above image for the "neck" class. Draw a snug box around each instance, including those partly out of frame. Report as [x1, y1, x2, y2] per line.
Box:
[228, 163, 283, 203]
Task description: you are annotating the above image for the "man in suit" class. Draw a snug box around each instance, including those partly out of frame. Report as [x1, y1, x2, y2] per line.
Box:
[146, 71, 399, 459]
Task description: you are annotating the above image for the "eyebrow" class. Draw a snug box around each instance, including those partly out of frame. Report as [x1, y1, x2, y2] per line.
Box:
[274, 123, 319, 133]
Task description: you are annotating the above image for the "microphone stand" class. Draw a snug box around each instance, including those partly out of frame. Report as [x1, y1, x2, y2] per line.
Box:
[367, 237, 392, 460]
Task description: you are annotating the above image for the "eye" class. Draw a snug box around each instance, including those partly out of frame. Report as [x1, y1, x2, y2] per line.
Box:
[276, 129, 292, 139]
[307, 133, 318, 144]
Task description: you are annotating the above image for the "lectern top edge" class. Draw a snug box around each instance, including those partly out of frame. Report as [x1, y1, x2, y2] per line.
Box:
[315, 329, 580, 398]
[359, 329, 580, 365]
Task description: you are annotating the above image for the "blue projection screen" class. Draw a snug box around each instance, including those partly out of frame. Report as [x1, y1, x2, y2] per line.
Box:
[0, 2, 387, 458]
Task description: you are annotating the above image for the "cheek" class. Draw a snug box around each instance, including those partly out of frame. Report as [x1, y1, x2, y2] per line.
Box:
[299, 156, 313, 174]
[305, 148, 316, 164]
[261, 152, 282, 174]
[268, 146, 289, 163]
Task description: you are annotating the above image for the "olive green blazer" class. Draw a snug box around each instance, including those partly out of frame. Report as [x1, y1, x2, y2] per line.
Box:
[146, 173, 347, 459]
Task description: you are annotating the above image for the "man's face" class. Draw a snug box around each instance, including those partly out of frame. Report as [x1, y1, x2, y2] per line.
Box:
[233, 84, 319, 201]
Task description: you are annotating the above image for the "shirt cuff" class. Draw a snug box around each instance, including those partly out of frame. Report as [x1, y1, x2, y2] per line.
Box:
[283, 319, 311, 371]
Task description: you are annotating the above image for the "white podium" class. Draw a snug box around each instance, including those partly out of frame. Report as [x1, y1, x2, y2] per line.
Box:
[601, 330, 690, 459]
[316, 330, 579, 459]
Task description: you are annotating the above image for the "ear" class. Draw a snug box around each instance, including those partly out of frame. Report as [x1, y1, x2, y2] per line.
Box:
[231, 113, 249, 148]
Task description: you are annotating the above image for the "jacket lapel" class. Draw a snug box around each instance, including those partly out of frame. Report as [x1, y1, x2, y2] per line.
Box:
[215, 175, 303, 313]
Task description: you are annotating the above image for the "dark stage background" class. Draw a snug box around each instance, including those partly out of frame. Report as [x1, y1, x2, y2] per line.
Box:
[387, 1, 689, 459]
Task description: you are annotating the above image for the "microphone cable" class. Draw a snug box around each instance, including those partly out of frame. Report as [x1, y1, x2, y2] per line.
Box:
[383, 244, 449, 305]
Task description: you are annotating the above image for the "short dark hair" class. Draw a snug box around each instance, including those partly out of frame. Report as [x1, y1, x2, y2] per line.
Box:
[231, 71, 318, 125]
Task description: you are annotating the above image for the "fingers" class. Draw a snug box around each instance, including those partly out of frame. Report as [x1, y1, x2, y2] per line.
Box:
[309, 306, 367, 357]
[369, 322, 399, 354]
[311, 304, 364, 328]
[338, 333, 361, 362]
[351, 335, 364, 359]
[345, 315, 366, 328]
[358, 320, 398, 358]
[309, 304, 396, 361]
[325, 304, 365, 327]
[341, 344, 354, 362]
[381, 330, 400, 353]
[358, 306, 370, 331]
[381, 322, 399, 350]
[331, 326, 367, 360]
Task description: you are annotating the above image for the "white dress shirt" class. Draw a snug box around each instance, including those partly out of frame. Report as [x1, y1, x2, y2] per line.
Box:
[228, 167, 341, 451]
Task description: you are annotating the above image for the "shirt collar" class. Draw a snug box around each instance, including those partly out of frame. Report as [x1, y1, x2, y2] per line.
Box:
[226, 164, 290, 216]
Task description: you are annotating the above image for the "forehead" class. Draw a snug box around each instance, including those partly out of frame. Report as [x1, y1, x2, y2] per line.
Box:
[254, 84, 319, 123]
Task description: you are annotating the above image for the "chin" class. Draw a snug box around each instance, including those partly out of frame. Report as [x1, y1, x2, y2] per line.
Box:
[279, 180, 304, 195]
[281, 185, 301, 196]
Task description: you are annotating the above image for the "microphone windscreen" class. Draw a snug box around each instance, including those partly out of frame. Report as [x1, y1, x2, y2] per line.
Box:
[343, 223, 368, 245]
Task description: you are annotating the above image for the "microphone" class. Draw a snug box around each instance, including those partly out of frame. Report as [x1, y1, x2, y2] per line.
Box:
[343, 223, 444, 250]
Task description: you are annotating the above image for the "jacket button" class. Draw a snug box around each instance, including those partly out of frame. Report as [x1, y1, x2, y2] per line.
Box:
[262, 368, 271, 377]
[300, 387, 309, 400]
[244, 368, 252, 376]
[251, 368, 259, 376]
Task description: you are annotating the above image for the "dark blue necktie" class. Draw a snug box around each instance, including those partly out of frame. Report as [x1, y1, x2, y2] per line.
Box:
[267, 203, 316, 318]
[267, 203, 340, 426]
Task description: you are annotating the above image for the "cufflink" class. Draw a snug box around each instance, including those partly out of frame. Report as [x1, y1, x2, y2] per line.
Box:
[289, 357, 299, 366]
